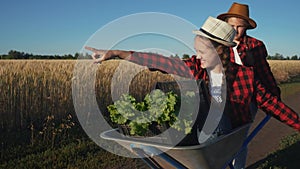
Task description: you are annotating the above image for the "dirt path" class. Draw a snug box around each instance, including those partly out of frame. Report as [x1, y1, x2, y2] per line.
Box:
[246, 91, 300, 168]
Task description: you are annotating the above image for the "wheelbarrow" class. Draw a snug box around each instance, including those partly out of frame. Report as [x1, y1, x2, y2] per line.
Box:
[100, 114, 271, 169]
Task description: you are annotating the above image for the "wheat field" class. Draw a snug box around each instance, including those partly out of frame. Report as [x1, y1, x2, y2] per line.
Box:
[0, 60, 174, 130]
[0, 59, 300, 130]
[267, 60, 300, 83]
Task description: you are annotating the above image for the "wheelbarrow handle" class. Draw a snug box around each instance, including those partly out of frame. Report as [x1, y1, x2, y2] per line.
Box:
[223, 114, 271, 169]
[243, 114, 271, 147]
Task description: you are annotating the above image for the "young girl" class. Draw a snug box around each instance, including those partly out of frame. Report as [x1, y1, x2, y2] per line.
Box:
[85, 16, 300, 137]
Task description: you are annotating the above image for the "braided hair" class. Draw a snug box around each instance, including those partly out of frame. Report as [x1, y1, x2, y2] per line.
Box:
[196, 39, 231, 113]
[203, 39, 231, 88]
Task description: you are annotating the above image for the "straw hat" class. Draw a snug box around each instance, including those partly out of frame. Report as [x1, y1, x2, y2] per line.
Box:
[217, 2, 257, 29]
[193, 16, 236, 47]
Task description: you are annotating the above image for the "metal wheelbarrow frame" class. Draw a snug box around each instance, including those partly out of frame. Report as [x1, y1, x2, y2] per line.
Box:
[100, 114, 271, 169]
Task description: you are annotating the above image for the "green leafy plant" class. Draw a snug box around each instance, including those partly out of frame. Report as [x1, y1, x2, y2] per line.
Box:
[107, 89, 196, 136]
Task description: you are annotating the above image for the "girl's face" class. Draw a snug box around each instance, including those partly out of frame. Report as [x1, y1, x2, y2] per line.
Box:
[194, 36, 222, 73]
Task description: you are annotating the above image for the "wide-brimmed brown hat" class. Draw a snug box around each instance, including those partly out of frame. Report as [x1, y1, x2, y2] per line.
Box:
[217, 2, 257, 29]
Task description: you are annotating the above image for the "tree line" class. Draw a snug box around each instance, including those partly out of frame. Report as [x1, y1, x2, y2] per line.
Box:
[266, 53, 300, 60]
[0, 50, 299, 60]
[0, 50, 83, 60]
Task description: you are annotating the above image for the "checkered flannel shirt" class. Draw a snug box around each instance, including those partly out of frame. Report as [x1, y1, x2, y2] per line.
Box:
[126, 52, 300, 131]
[230, 35, 281, 99]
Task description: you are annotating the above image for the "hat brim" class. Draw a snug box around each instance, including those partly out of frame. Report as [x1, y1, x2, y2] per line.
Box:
[193, 30, 236, 47]
[217, 13, 257, 29]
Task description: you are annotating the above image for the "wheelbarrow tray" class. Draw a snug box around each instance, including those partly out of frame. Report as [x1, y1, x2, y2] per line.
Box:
[100, 123, 250, 169]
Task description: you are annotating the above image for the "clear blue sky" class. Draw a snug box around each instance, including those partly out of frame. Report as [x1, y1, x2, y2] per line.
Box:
[1, 0, 300, 57]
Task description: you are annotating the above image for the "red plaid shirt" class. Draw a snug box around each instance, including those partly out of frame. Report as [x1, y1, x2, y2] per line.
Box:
[230, 35, 281, 99]
[126, 52, 300, 131]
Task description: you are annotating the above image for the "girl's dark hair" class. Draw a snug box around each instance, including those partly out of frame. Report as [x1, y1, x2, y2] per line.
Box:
[204, 39, 231, 88]
[205, 40, 230, 104]
[210, 40, 231, 71]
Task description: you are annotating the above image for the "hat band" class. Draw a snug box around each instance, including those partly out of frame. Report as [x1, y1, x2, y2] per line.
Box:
[200, 28, 229, 44]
